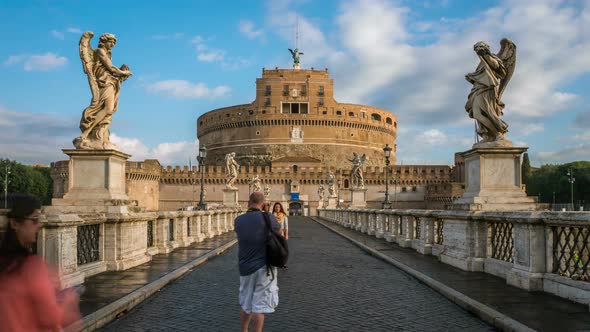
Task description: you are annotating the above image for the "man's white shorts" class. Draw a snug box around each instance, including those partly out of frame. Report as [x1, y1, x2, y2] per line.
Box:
[239, 266, 279, 314]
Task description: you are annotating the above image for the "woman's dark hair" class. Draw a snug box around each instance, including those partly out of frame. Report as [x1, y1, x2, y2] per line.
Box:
[273, 202, 285, 214]
[0, 193, 42, 274]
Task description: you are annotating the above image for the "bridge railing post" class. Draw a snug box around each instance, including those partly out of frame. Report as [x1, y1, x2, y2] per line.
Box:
[375, 211, 385, 239]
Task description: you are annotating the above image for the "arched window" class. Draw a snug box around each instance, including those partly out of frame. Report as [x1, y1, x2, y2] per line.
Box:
[293, 165, 298, 173]
[371, 113, 381, 121]
[344, 179, 350, 188]
[336, 111, 342, 116]
[348, 112, 355, 117]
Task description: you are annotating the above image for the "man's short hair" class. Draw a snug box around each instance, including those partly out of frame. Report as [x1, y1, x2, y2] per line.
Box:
[248, 192, 265, 206]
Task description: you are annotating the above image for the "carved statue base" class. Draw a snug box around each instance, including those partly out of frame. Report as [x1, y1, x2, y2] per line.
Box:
[451, 147, 540, 211]
[73, 136, 118, 150]
[472, 137, 513, 149]
[349, 188, 368, 209]
[293, 64, 300, 70]
[326, 196, 338, 209]
[222, 188, 240, 207]
[51, 149, 133, 213]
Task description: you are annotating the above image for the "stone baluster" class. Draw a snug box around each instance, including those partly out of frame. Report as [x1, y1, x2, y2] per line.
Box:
[375, 212, 385, 239]
[416, 216, 435, 255]
[384, 212, 395, 242]
[398, 215, 414, 248]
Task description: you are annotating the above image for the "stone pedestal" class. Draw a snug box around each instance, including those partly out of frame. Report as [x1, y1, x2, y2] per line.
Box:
[451, 146, 538, 211]
[349, 188, 368, 209]
[326, 196, 337, 209]
[51, 149, 136, 214]
[222, 188, 239, 207]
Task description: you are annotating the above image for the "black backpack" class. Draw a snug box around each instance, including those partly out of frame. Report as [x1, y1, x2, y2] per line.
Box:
[262, 212, 289, 278]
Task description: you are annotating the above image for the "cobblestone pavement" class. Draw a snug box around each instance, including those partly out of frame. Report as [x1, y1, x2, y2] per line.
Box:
[101, 217, 493, 331]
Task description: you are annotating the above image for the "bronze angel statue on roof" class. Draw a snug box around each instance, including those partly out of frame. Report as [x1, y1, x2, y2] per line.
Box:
[465, 38, 516, 146]
[73, 31, 132, 150]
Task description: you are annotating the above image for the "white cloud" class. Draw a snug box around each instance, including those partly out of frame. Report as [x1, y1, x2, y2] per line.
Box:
[51, 30, 65, 40]
[67, 27, 81, 33]
[239, 20, 264, 39]
[5, 53, 68, 71]
[111, 133, 198, 166]
[191, 35, 204, 44]
[519, 123, 545, 136]
[147, 80, 231, 99]
[536, 144, 590, 164]
[23, 53, 68, 71]
[197, 50, 225, 62]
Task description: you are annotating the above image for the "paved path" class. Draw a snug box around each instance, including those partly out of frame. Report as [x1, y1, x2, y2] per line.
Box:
[101, 217, 492, 331]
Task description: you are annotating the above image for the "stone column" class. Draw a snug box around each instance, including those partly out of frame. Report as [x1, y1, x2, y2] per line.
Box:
[439, 215, 486, 272]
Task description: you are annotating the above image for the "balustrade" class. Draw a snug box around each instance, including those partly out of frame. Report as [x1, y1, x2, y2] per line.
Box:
[317, 208, 590, 308]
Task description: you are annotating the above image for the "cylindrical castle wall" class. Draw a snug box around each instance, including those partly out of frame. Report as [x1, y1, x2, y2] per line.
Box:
[197, 104, 397, 168]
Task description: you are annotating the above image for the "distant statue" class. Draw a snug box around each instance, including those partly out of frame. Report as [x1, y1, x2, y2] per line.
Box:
[288, 48, 304, 65]
[74, 31, 133, 150]
[263, 184, 271, 198]
[349, 152, 367, 188]
[225, 152, 240, 189]
[465, 38, 516, 146]
[327, 171, 336, 197]
[250, 175, 262, 193]
[318, 184, 325, 202]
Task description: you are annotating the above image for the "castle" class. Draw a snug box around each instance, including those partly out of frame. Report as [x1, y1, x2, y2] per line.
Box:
[51, 66, 457, 215]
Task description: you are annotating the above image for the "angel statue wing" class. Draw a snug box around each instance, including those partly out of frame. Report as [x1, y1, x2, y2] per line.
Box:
[496, 38, 516, 101]
[79, 31, 99, 105]
[359, 154, 367, 166]
[288, 48, 294, 56]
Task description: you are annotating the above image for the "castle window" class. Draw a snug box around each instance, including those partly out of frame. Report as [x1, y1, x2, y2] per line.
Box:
[386, 117, 393, 124]
[265, 85, 271, 96]
[226, 114, 230, 117]
[322, 111, 327, 115]
[293, 165, 298, 173]
[402, 187, 407, 192]
[344, 179, 349, 188]
[318, 86, 324, 96]
[336, 110, 342, 116]
[371, 113, 382, 121]
[283, 85, 289, 96]
[348, 112, 354, 117]
[265, 98, 271, 106]
[319, 98, 324, 106]
[199, 121, 203, 126]
[412, 186, 417, 192]
[301, 85, 307, 96]
[360, 111, 366, 119]
[256, 130, 261, 135]
[282, 102, 308, 114]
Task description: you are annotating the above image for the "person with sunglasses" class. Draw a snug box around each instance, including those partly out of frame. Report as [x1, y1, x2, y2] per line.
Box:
[0, 193, 81, 331]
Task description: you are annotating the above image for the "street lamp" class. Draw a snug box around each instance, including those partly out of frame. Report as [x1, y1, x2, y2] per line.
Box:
[337, 178, 342, 209]
[4, 164, 10, 209]
[197, 145, 208, 210]
[383, 144, 392, 209]
[567, 168, 575, 211]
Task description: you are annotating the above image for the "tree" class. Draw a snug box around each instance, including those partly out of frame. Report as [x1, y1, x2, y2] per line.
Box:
[525, 161, 590, 207]
[522, 153, 532, 186]
[0, 159, 53, 206]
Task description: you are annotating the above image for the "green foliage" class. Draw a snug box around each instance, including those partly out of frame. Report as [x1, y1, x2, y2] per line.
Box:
[0, 159, 53, 206]
[522, 153, 532, 184]
[525, 161, 590, 205]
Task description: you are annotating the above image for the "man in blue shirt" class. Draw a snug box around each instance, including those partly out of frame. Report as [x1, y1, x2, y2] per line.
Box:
[235, 192, 281, 332]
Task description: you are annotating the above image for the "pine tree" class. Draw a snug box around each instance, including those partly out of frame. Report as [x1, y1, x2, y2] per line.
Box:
[522, 153, 532, 186]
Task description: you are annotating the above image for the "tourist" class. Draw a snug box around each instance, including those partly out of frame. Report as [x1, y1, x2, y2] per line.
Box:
[234, 192, 281, 332]
[0, 193, 81, 332]
[272, 202, 289, 240]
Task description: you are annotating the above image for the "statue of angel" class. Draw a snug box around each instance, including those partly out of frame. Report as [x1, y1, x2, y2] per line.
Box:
[465, 38, 516, 145]
[350, 152, 366, 188]
[288, 48, 304, 65]
[327, 171, 336, 197]
[318, 184, 325, 202]
[225, 152, 240, 189]
[73, 31, 133, 150]
[250, 175, 262, 193]
[263, 184, 271, 198]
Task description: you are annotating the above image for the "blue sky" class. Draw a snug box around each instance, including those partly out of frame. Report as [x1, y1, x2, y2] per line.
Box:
[1, 0, 589, 167]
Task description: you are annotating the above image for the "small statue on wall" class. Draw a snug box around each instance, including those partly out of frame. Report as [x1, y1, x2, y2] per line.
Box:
[327, 171, 336, 197]
[349, 152, 366, 189]
[225, 152, 240, 189]
[318, 184, 325, 207]
[264, 184, 271, 198]
[250, 175, 262, 193]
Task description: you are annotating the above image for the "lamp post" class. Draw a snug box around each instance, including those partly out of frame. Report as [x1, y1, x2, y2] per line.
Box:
[337, 178, 342, 209]
[567, 168, 575, 211]
[197, 145, 208, 210]
[383, 144, 392, 209]
[3, 164, 10, 209]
